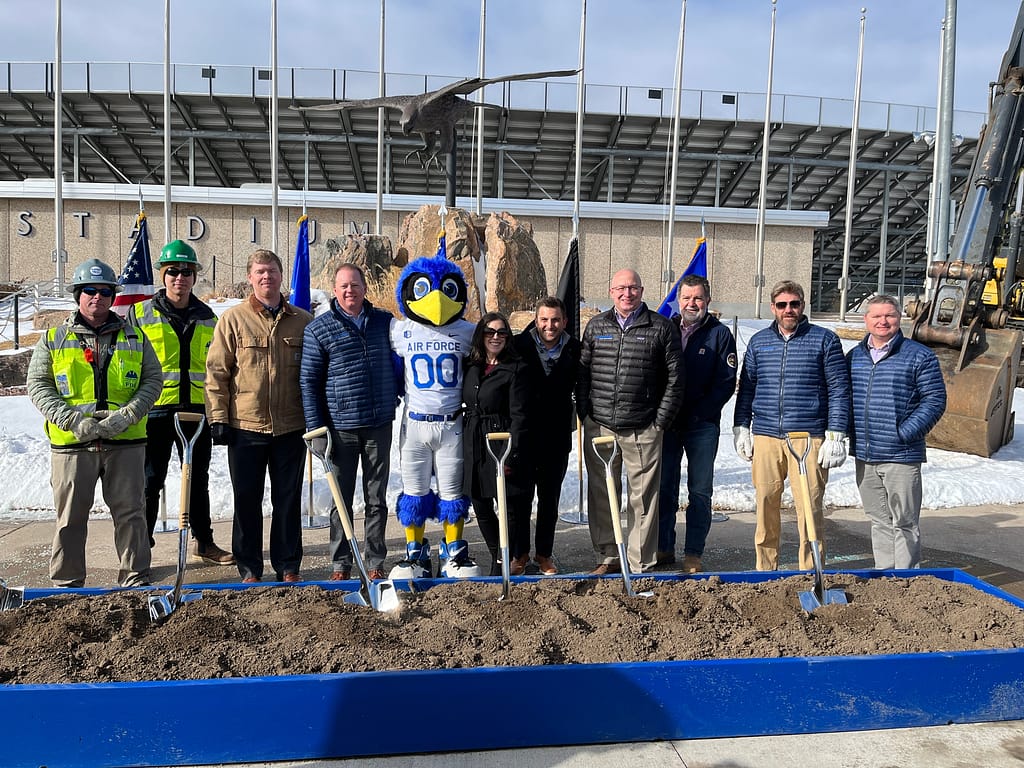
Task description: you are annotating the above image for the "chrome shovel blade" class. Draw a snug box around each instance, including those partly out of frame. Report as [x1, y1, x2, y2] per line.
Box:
[0, 579, 25, 611]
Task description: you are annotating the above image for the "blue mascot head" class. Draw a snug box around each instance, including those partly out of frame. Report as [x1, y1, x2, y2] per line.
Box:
[396, 254, 469, 328]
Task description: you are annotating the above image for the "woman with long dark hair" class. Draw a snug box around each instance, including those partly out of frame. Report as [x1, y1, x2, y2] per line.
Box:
[462, 312, 534, 576]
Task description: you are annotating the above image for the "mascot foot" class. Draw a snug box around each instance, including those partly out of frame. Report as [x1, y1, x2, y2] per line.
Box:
[440, 539, 482, 578]
[388, 538, 432, 580]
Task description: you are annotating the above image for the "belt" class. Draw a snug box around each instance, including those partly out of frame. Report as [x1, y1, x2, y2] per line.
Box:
[408, 411, 460, 423]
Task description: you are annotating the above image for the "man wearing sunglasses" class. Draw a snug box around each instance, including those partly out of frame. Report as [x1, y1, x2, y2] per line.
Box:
[733, 280, 850, 571]
[27, 258, 163, 587]
[130, 240, 232, 566]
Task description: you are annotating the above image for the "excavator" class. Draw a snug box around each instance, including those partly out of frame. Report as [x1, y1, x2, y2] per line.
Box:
[908, 2, 1024, 458]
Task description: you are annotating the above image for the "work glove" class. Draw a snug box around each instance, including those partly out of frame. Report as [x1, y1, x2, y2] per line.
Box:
[732, 426, 753, 462]
[210, 423, 231, 446]
[69, 413, 103, 443]
[817, 430, 848, 469]
[308, 435, 329, 460]
[96, 411, 132, 440]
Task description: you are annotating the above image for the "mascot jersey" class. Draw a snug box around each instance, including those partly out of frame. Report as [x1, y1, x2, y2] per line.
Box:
[390, 318, 474, 415]
[387, 249, 482, 579]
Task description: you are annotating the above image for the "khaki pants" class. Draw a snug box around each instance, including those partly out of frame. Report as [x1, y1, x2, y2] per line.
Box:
[751, 434, 827, 571]
[49, 445, 152, 587]
[583, 417, 663, 573]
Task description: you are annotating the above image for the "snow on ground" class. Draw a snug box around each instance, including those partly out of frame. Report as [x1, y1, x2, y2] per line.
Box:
[4, 311, 1024, 522]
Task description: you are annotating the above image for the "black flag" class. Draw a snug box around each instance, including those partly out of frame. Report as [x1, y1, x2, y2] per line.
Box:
[556, 236, 581, 338]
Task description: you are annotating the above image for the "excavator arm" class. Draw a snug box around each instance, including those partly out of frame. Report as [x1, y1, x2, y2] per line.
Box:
[910, 3, 1024, 457]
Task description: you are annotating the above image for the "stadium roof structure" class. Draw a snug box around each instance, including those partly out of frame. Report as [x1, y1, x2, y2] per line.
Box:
[0, 61, 985, 310]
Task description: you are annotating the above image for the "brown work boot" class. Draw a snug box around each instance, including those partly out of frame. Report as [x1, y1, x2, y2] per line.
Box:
[366, 569, 386, 580]
[682, 554, 703, 574]
[534, 555, 558, 575]
[656, 551, 676, 566]
[329, 570, 351, 581]
[191, 541, 235, 566]
[510, 555, 530, 576]
[590, 562, 620, 576]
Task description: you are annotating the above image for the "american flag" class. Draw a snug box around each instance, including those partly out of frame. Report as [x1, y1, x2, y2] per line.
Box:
[112, 212, 155, 315]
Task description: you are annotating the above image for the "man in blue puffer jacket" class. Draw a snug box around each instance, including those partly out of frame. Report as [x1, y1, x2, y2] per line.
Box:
[300, 263, 399, 581]
[847, 295, 946, 569]
[733, 280, 850, 571]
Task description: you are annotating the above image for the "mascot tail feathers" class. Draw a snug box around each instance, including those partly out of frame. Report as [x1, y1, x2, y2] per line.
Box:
[396, 491, 438, 528]
[437, 495, 471, 525]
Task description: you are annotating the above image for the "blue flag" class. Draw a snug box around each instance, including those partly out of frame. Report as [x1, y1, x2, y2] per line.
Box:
[290, 215, 311, 312]
[657, 237, 708, 318]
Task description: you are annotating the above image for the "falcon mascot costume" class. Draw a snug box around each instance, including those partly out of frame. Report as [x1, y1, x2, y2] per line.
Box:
[388, 240, 481, 579]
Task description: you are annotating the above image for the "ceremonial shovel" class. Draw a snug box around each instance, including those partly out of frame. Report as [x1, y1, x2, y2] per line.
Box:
[303, 427, 399, 613]
[148, 412, 206, 622]
[591, 435, 653, 598]
[0, 578, 24, 611]
[785, 432, 849, 611]
[484, 432, 513, 601]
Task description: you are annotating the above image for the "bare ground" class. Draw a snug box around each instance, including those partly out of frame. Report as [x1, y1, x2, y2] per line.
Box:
[1, 574, 1022, 686]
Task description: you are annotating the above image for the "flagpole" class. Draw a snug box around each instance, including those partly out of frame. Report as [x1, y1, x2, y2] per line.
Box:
[934, 0, 957, 260]
[54, 0, 66, 293]
[839, 8, 866, 321]
[163, 0, 172, 244]
[375, 0, 385, 234]
[663, 0, 687, 299]
[270, 0, 279, 253]
[562, 0, 588, 527]
[753, 0, 777, 319]
[474, 0, 486, 216]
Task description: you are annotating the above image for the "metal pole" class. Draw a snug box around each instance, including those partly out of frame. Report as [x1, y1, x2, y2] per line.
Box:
[753, 0, 777, 319]
[54, 0, 65, 292]
[270, 0, 279, 253]
[375, 0, 385, 234]
[839, 8, 866, 321]
[877, 170, 890, 295]
[474, 0, 486, 216]
[163, 0, 172, 243]
[934, 0, 957, 260]
[663, 0, 687, 299]
[571, 0, 586, 240]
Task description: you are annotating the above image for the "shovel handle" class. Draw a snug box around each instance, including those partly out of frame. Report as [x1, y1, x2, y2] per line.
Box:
[786, 432, 822, 544]
[173, 412, 205, 528]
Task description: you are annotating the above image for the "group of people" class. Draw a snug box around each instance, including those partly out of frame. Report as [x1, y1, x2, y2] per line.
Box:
[26, 244, 947, 589]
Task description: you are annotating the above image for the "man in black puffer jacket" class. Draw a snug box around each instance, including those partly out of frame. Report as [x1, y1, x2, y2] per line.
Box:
[577, 268, 684, 574]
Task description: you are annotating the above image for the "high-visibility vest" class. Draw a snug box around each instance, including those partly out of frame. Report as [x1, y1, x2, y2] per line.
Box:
[133, 300, 216, 408]
[44, 324, 148, 445]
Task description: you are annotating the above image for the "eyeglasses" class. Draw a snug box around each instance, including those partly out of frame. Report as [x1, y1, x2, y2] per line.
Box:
[166, 267, 195, 278]
[482, 328, 510, 338]
[81, 286, 115, 298]
[774, 300, 803, 310]
[612, 285, 642, 294]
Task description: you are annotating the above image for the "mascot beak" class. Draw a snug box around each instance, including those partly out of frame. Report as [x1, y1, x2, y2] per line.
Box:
[407, 289, 463, 327]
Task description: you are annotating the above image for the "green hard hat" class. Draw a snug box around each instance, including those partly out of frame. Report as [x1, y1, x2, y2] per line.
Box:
[67, 258, 121, 292]
[158, 240, 202, 269]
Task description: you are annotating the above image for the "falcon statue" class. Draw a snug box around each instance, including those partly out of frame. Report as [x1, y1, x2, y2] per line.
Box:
[296, 69, 578, 165]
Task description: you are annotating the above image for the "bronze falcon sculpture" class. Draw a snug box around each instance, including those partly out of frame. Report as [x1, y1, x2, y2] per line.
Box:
[296, 69, 578, 166]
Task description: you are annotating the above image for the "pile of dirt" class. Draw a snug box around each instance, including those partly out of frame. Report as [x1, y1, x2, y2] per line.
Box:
[1, 575, 1021, 685]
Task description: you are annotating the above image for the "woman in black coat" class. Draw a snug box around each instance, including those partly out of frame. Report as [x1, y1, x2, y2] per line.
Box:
[462, 312, 534, 576]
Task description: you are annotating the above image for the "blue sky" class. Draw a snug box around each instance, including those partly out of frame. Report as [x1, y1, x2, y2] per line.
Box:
[0, 0, 1019, 114]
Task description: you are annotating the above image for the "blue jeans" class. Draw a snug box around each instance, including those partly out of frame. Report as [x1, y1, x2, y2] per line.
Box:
[658, 421, 720, 556]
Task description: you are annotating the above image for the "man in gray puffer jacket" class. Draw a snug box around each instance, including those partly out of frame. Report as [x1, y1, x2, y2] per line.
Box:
[577, 268, 684, 574]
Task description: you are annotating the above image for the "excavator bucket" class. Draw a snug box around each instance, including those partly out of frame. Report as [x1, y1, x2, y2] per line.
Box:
[927, 327, 1021, 458]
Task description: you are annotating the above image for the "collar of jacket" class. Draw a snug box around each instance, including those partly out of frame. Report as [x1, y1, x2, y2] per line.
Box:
[153, 288, 215, 321]
[69, 310, 125, 336]
[606, 301, 652, 327]
[246, 293, 296, 317]
[329, 296, 377, 328]
[771, 314, 810, 340]
[858, 327, 905, 357]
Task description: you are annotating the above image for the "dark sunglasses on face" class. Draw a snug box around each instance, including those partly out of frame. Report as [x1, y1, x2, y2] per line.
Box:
[81, 286, 115, 298]
[483, 328, 510, 338]
[774, 300, 802, 310]
[166, 268, 195, 278]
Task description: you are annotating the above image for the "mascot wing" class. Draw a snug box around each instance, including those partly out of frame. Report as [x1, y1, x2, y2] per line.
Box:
[396, 255, 469, 327]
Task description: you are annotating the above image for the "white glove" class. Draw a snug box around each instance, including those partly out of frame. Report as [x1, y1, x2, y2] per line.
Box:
[69, 414, 102, 442]
[817, 430, 847, 469]
[96, 411, 132, 440]
[733, 426, 753, 462]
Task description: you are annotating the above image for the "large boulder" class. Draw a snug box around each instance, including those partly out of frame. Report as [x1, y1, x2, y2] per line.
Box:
[483, 211, 547, 315]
